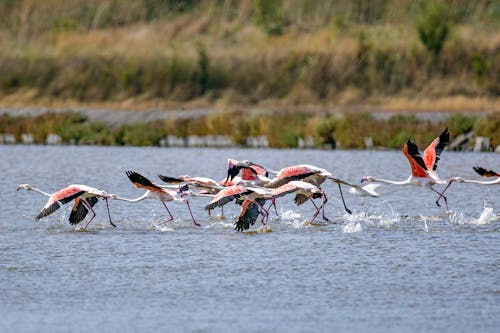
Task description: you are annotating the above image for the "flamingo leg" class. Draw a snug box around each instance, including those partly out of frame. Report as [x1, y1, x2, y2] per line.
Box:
[158, 201, 174, 225]
[267, 198, 279, 219]
[253, 199, 269, 227]
[430, 187, 449, 210]
[309, 198, 321, 222]
[435, 180, 454, 208]
[81, 198, 97, 229]
[104, 197, 116, 227]
[320, 192, 330, 222]
[337, 183, 352, 215]
[184, 200, 201, 226]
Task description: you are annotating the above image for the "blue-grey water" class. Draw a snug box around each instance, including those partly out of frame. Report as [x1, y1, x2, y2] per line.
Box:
[0, 145, 499, 332]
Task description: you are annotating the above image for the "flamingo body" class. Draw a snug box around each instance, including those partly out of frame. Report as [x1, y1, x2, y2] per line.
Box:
[17, 183, 114, 228]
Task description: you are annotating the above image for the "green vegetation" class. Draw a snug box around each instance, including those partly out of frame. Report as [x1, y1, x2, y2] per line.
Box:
[0, 0, 497, 107]
[415, 2, 450, 61]
[2, 111, 498, 149]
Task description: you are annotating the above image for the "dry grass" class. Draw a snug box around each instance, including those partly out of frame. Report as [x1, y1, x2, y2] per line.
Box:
[0, 1, 498, 110]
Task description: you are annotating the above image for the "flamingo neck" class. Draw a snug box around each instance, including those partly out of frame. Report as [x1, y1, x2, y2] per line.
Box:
[28, 186, 52, 197]
[113, 191, 150, 203]
[463, 178, 500, 185]
[370, 176, 412, 186]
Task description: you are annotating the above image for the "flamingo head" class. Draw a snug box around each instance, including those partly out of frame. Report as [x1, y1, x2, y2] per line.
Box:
[226, 163, 242, 182]
[449, 176, 464, 183]
[17, 184, 32, 191]
[361, 176, 375, 183]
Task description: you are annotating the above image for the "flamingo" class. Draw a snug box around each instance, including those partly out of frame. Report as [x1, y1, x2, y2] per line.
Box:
[17, 184, 115, 229]
[204, 185, 270, 227]
[226, 159, 282, 217]
[111, 171, 200, 227]
[226, 159, 270, 183]
[258, 164, 370, 215]
[271, 181, 329, 222]
[434, 166, 500, 202]
[361, 128, 451, 209]
[233, 180, 331, 231]
[158, 174, 240, 217]
[158, 174, 222, 194]
[234, 198, 265, 232]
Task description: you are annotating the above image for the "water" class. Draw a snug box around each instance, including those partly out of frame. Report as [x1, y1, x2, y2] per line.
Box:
[1, 145, 499, 332]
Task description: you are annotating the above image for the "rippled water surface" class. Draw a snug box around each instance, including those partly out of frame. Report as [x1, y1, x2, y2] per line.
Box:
[1, 145, 499, 332]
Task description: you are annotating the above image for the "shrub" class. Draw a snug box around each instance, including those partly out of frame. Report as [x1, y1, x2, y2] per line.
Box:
[415, 2, 451, 60]
[252, 0, 284, 35]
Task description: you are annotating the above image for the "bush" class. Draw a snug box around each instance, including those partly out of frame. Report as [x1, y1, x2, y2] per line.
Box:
[415, 2, 451, 60]
[474, 113, 500, 147]
[253, 0, 284, 35]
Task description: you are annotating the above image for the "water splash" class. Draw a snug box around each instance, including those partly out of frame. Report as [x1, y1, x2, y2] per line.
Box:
[420, 215, 429, 232]
[151, 223, 174, 232]
[342, 221, 362, 233]
[278, 210, 309, 229]
[280, 210, 302, 221]
[470, 207, 494, 225]
[448, 210, 466, 225]
[203, 221, 234, 229]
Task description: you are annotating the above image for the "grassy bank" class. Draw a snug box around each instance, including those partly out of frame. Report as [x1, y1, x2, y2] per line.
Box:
[0, 1, 498, 109]
[1, 111, 498, 149]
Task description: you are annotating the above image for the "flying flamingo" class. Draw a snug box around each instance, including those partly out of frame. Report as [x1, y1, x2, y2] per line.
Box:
[111, 171, 200, 227]
[17, 183, 115, 229]
[158, 174, 222, 194]
[258, 164, 368, 215]
[226, 159, 281, 217]
[434, 166, 500, 203]
[204, 185, 271, 227]
[234, 181, 331, 231]
[271, 181, 329, 222]
[361, 128, 451, 209]
[158, 173, 239, 217]
[226, 159, 270, 183]
[234, 198, 265, 232]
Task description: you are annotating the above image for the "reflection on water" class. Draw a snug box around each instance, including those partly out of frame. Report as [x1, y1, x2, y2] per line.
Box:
[0, 145, 499, 332]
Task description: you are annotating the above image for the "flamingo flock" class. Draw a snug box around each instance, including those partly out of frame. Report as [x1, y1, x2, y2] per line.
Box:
[17, 128, 498, 231]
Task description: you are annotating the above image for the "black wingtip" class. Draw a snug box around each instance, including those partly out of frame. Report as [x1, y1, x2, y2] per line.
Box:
[473, 166, 499, 178]
[158, 174, 183, 184]
[126, 171, 161, 189]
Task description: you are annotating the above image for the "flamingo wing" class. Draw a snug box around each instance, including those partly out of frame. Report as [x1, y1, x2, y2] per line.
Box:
[234, 198, 264, 232]
[126, 171, 163, 192]
[36, 186, 85, 220]
[271, 183, 297, 198]
[249, 163, 269, 177]
[69, 197, 99, 225]
[423, 128, 449, 171]
[205, 185, 250, 211]
[266, 166, 317, 188]
[158, 174, 184, 184]
[402, 139, 428, 177]
[294, 193, 309, 205]
[473, 166, 500, 178]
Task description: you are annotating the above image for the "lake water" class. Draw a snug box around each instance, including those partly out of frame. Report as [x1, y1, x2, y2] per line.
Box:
[0, 145, 499, 332]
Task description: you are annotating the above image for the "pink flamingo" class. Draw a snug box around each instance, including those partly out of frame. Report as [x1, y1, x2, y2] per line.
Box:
[205, 185, 270, 227]
[17, 183, 115, 229]
[435, 166, 500, 202]
[111, 171, 200, 227]
[362, 128, 451, 209]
